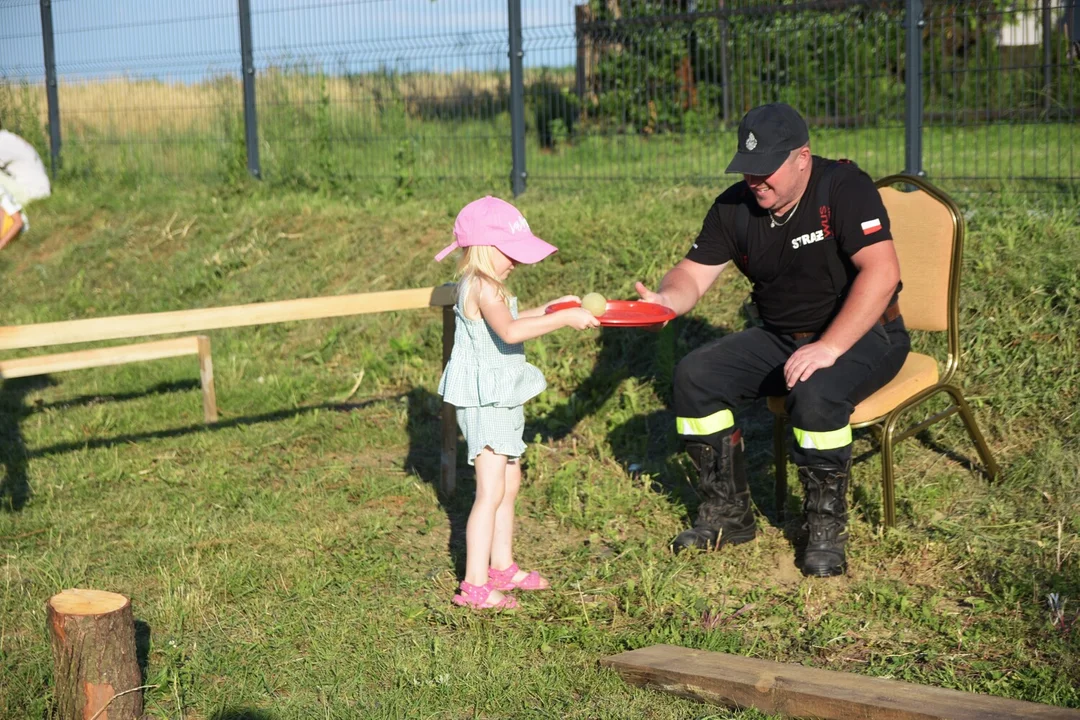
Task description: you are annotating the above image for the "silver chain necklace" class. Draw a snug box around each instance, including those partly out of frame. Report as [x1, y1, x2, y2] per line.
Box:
[769, 198, 801, 228]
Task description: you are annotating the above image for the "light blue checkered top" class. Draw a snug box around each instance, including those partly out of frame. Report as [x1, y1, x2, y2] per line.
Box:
[437, 277, 547, 408]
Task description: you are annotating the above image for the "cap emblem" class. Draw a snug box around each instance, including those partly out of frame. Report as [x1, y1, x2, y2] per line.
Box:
[745, 132, 758, 151]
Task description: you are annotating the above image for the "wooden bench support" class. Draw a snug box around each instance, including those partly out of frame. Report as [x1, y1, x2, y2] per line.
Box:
[0, 285, 459, 490]
[601, 644, 1080, 720]
[0, 335, 218, 423]
[196, 336, 218, 423]
[440, 305, 456, 497]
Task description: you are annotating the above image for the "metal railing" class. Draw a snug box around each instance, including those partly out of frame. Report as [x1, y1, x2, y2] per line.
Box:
[1, 0, 1077, 192]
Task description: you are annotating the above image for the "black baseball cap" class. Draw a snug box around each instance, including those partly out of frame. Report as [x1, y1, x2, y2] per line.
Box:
[725, 103, 810, 176]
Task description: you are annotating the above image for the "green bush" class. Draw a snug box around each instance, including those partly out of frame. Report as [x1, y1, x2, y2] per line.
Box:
[530, 74, 580, 149]
[580, 0, 1080, 134]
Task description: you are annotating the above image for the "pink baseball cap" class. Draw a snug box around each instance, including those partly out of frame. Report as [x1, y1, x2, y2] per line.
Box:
[434, 196, 558, 264]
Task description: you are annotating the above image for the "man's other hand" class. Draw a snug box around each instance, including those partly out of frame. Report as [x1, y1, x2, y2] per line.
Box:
[784, 341, 840, 388]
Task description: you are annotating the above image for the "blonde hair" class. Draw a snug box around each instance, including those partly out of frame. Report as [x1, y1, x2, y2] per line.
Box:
[456, 245, 511, 305]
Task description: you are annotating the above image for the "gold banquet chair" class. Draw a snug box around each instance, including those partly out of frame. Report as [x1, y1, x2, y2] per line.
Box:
[768, 174, 999, 527]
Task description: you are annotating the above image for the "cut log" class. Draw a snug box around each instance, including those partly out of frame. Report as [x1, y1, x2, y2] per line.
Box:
[47, 589, 143, 720]
[601, 644, 1080, 720]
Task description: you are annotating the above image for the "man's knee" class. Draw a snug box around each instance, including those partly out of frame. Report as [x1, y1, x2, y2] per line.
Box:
[785, 379, 848, 429]
[673, 354, 702, 394]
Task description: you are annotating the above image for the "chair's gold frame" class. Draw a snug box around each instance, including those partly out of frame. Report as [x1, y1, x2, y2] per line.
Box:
[772, 173, 999, 527]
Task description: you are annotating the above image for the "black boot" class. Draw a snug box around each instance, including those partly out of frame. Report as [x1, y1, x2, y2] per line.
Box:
[672, 432, 756, 554]
[798, 465, 850, 577]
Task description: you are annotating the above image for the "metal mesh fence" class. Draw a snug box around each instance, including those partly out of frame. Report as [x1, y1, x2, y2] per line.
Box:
[248, 0, 512, 187]
[46, 0, 242, 181]
[1, 0, 1077, 191]
[0, 0, 48, 159]
[525, 0, 1078, 188]
[922, 1, 1079, 183]
[525, 1, 910, 184]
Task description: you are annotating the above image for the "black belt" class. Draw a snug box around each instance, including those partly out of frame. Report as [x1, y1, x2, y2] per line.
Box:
[790, 301, 901, 340]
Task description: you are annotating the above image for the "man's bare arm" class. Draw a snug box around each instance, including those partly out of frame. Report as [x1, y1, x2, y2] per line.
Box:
[783, 240, 900, 388]
[818, 241, 900, 356]
[636, 258, 729, 317]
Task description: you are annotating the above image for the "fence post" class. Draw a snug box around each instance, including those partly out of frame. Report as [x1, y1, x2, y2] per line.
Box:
[508, 0, 527, 197]
[1042, 0, 1052, 115]
[38, 0, 61, 175]
[904, 0, 924, 176]
[720, 5, 732, 126]
[575, 4, 587, 109]
[237, 0, 261, 179]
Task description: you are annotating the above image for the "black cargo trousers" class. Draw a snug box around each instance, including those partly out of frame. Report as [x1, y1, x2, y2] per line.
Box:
[673, 316, 910, 468]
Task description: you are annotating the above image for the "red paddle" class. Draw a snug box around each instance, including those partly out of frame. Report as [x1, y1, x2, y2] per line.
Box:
[546, 300, 676, 327]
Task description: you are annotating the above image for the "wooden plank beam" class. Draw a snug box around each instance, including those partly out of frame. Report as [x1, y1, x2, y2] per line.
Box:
[0, 284, 458, 351]
[601, 644, 1080, 720]
[0, 337, 200, 379]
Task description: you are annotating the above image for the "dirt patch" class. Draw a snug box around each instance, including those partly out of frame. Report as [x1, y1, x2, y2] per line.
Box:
[768, 551, 803, 588]
[13, 212, 106, 272]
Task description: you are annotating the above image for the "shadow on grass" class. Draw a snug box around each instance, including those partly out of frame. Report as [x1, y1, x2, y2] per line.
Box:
[134, 619, 151, 684]
[3, 376, 422, 515]
[24, 395, 402, 460]
[404, 387, 470, 579]
[0, 376, 56, 511]
[524, 313, 972, 551]
[25, 379, 202, 415]
[3, 373, 455, 579]
[521, 316, 828, 534]
[211, 710, 275, 720]
[847, 425, 994, 528]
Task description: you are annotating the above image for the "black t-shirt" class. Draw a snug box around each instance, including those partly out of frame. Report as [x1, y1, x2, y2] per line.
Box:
[686, 156, 898, 334]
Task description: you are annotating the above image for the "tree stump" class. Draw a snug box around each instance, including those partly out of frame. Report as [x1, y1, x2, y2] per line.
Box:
[47, 589, 143, 720]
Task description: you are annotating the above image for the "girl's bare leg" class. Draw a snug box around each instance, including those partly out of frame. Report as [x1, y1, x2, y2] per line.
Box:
[491, 459, 549, 588]
[463, 448, 509, 603]
[490, 459, 521, 571]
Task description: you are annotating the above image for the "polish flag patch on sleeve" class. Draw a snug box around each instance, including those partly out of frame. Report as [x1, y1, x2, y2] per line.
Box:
[860, 218, 882, 235]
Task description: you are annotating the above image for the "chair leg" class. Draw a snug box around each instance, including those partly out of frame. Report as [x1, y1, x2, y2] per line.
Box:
[944, 384, 999, 481]
[773, 414, 788, 522]
[879, 417, 898, 528]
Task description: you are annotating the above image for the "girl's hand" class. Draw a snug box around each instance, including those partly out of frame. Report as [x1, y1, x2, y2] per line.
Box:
[544, 295, 581, 312]
[559, 307, 602, 330]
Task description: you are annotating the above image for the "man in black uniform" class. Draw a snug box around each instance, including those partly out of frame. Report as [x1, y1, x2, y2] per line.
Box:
[636, 103, 909, 576]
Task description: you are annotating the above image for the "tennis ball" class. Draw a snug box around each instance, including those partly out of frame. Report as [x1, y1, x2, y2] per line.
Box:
[582, 292, 607, 317]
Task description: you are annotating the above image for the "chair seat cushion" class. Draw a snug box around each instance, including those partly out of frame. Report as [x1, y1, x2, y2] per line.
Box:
[766, 353, 940, 425]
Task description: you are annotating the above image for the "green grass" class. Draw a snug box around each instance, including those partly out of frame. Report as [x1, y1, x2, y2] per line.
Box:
[0, 174, 1077, 719]
[46, 118, 1080, 193]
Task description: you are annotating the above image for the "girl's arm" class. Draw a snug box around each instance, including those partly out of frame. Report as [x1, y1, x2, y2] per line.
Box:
[474, 283, 598, 343]
[517, 294, 580, 319]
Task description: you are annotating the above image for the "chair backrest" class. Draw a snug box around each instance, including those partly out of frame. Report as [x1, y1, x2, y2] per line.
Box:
[875, 174, 964, 380]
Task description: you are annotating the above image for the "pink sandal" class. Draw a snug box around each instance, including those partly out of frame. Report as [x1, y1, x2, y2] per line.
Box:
[451, 581, 518, 610]
[488, 563, 550, 592]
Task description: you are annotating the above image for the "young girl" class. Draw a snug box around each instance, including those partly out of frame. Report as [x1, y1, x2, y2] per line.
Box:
[435, 196, 599, 610]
